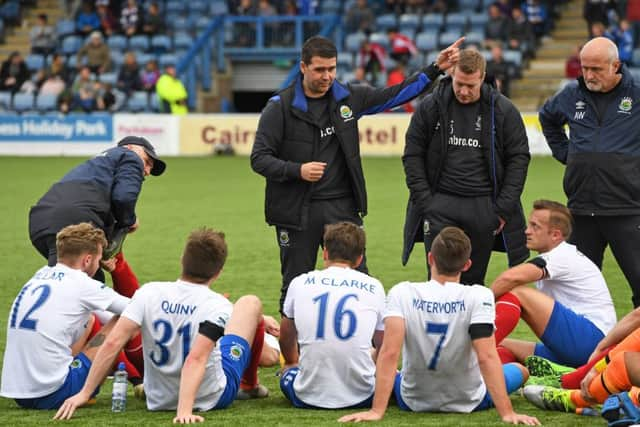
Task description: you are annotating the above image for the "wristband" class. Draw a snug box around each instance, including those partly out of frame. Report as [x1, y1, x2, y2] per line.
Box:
[425, 61, 443, 80]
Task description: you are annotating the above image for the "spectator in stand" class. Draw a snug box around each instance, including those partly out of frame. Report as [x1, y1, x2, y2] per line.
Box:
[120, 0, 140, 37]
[584, 0, 616, 37]
[387, 27, 417, 65]
[522, 0, 550, 38]
[140, 59, 160, 92]
[156, 63, 188, 115]
[350, 66, 371, 85]
[590, 21, 608, 38]
[508, 7, 536, 58]
[358, 37, 387, 87]
[486, 44, 512, 97]
[72, 65, 100, 112]
[234, 0, 257, 47]
[0, 52, 31, 93]
[30, 14, 57, 56]
[97, 82, 116, 111]
[345, 0, 375, 34]
[627, 0, 640, 46]
[39, 74, 67, 97]
[257, 0, 278, 47]
[386, 62, 414, 112]
[76, 1, 101, 37]
[609, 19, 634, 65]
[76, 31, 112, 74]
[117, 52, 142, 95]
[47, 53, 71, 85]
[278, 0, 298, 46]
[425, 0, 447, 14]
[58, 88, 75, 113]
[485, 3, 509, 48]
[96, 1, 117, 37]
[565, 45, 582, 79]
[141, 2, 163, 36]
[495, 0, 513, 17]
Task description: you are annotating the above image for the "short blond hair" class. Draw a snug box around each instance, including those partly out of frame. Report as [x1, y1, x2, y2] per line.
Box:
[56, 223, 107, 260]
[456, 49, 486, 75]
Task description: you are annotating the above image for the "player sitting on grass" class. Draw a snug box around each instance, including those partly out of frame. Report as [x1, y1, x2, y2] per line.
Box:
[54, 227, 267, 421]
[279, 222, 386, 409]
[490, 200, 616, 368]
[0, 223, 130, 410]
[338, 227, 539, 425]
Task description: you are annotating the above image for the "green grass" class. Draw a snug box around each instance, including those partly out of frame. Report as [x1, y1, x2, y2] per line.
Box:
[0, 156, 632, 425]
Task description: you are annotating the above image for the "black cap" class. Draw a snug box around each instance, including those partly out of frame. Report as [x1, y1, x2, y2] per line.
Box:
[117, 136, 166, 176]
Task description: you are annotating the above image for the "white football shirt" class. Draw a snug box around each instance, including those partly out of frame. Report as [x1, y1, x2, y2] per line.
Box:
[386, 280, 495, 413]
[1, 264, 126, 398]
[535, 241, 616, 334]
[122, 280, 232, 411]
[283, 266, 385, 408]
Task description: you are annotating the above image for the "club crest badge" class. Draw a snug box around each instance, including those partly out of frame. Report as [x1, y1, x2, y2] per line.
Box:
[619, 97, 633, 113]
[229, 343, 244, 361]
[339, 105, 352, 119]
[279, 230, 290, 247]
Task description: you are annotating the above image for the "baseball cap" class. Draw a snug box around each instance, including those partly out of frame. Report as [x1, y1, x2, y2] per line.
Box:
[117, 136, 166, 176]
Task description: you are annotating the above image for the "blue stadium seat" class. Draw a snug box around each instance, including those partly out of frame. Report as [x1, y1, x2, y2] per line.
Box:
[320, 0, 341, 14]
[149, 92, 161, 112]
[422, 13, 444, 32]
[25, 54, 45, 73]
[125, 91, 150, 112]
[188, 1, 208, 15]
[110, 51, 124, 69]
[439, 30, 463, 48]
[151, 35, 172, 54]
[337, 53, 354, 72]
[210, 1, 228, 15]
[399, 28, 416, 41]
[195, 16, 211, 32]
[159, 53, 178, 68]
[369, 32, 390, 50]
[67, 55, 78, 68]
[136, 52, 156, 67]
[165, 0, 186, 16]
[0, 1, 20, 24]
[469, 12, 489, 28]
[56, 19, 76, 38]
[503, 49, 523, 67]
[0, 91, 11, 110]
[35, 93, 58, 112]
[444, 13, 468, 33]
[458, 0, 481, 11]
[415, 31, 438, 52]
[129, 35, 150, 52]
[345, 32, 366, 53]
[61, 35, 83, 56]
[169, 16, 189, 32]
[12, 93, 35, 113]
[173, 32, 193, 50]
[107, 35, 128, 51]
[464, 30, 485, 46]
[376, 14, 397, 31]
[399, 14, 421, 31]
[99, 72, 117, 86]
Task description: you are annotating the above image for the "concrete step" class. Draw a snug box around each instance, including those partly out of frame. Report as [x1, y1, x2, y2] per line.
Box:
[522, 68, 564, 79]
[553, 28, 589, 39]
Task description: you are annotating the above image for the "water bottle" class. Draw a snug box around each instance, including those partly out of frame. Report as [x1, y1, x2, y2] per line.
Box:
[111, 362, 127, 413]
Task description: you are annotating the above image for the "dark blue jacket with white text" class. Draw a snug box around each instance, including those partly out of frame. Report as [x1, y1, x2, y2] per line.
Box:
[539, 66, 640, 215]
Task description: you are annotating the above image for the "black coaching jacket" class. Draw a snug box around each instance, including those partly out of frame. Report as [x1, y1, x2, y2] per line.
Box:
[402, 76, 531, 267]
[251, 66, 440, 230]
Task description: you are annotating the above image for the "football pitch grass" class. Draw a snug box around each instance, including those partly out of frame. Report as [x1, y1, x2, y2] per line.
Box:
[0, 155, 631, 426]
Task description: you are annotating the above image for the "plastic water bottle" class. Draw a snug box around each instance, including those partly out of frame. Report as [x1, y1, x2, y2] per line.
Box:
[111, 362, 127, 413]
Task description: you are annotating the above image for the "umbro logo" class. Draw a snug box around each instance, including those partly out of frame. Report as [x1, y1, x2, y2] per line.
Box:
[575, 101, 586, 110]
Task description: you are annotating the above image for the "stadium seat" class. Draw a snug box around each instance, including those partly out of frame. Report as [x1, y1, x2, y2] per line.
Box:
[195, 16, 211, 32]
[345, 32, 366, 53]
[110, 51, 124, 69]
[369, 32, 390, 50]
[399, 28, 416, 41]
[99, 72, 117, 86]
[151, 35, 172, 54]
[0, 1, 20, 25]
[12, 93, 35, 113]
[107, 35, 128, 51]
[129, 35, 150, 52]
[439, 30, 463, 48]
[444, 13, 468, 33]
[173, 32, 193, 50]
[35, 93, 58, 112]
[503, 49, 523, 67]
[25, 54, 45, 73]
[149, 92, 161, 112]
[56, 19, 75, 39]
[188, 1, 208, 15]
[468, 12, 489, 28]
[421, 13, 444, 32]
[337, 53, 354, 72]
[415, 31, 438, 52]
[320, 0, 341, 14]
[61, 35, 83, 56]
[169, 16, 189, 32]
[464, 30, 485, 46]
[210, 1, 229, 15]
[159, 53, 178, 68]
[125, 91, 150, 112]
[0, 91, 11, 110]
[375, 14, 397, 31]
[136, 52, 156, 67]
[165, 1, 186, 16]
[66, 55, 79, 68]
[399, 14, 421, 31]
[459, 0, 482, 11]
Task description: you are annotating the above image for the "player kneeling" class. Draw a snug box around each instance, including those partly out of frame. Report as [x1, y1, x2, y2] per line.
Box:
[339, 227, 539, 425]
[54, 227, 266, 422]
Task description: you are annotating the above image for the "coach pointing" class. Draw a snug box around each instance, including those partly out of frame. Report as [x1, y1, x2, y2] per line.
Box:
[539, 37, 640, 307]
[251, 35, 464, 313]
[28, 136, 166, 281]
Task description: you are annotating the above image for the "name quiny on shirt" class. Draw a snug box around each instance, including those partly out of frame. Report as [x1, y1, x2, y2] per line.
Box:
[161, 300, 197, 316]
[320, 126, 335, 139]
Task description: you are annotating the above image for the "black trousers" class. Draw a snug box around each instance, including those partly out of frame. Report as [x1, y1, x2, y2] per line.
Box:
[276, 197, 367, 313]
[31, 233, 106, 283]
[422, 193, 500, 286]
[570, 214, 640, 307]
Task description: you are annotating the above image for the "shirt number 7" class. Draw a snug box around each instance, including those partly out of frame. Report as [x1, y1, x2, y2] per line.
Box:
[425, 322, 449, 370]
